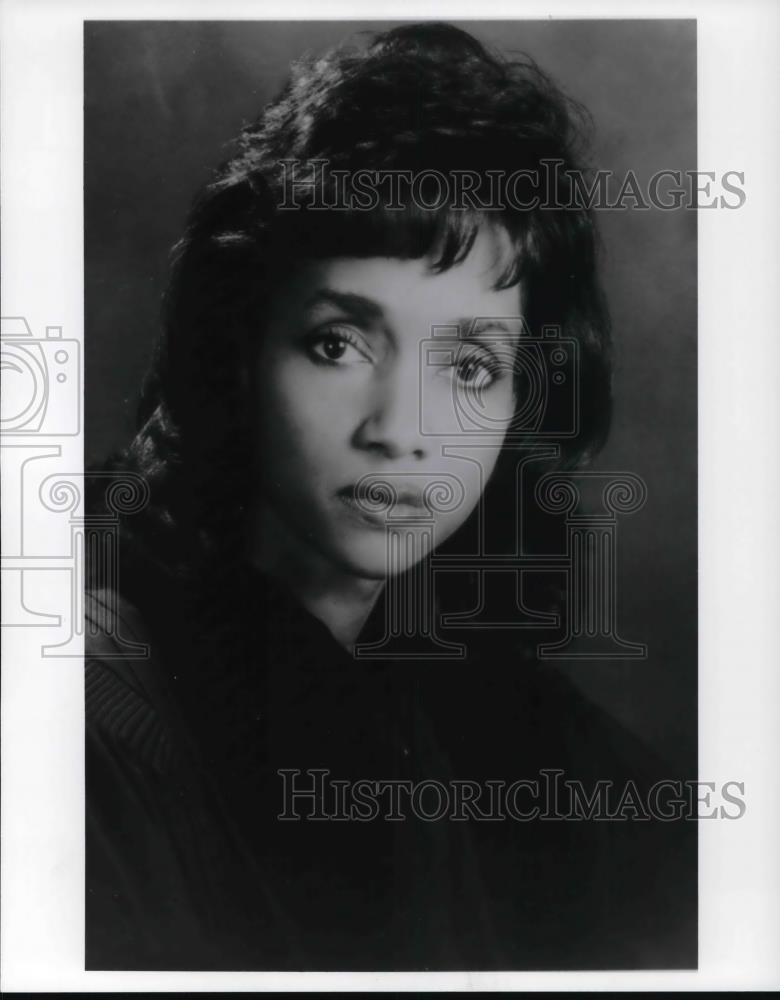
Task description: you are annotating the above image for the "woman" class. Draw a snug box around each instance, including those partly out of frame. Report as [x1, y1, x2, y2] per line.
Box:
[85, 22, 695, 970]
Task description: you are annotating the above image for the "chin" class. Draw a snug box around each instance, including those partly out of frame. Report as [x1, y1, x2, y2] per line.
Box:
[327, 526, 436, 581]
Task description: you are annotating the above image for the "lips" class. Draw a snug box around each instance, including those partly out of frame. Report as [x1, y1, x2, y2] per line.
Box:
[335, 481, 431, 526]
[338, 482, 428, 510]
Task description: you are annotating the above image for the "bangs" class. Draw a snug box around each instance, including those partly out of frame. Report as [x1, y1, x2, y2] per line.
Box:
[264, 200, 529, 290]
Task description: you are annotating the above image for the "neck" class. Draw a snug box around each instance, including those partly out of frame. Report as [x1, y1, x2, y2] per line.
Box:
[250, 502, 384, 652]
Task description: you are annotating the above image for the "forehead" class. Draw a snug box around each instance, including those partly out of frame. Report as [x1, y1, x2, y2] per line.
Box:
[268, 225, 523, 329]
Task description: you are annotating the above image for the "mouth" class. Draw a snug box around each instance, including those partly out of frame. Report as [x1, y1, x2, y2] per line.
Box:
[336, 482, 429, 525]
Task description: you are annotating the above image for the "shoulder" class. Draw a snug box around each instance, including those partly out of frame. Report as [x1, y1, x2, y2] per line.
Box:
[84, 589, 231, 969]
[542, 665, 680, 785]
[470, 652, 679, 788]
[546, 666, 673, 772]
[85, 588, 181, 776]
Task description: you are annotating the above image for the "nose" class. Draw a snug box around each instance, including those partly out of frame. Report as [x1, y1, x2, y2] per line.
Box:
[352, 360, 427, 461]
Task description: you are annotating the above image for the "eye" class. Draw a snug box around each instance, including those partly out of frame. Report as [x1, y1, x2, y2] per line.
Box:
[454, 346, 503, 389]
[305, 325, 372, 366]
[316, 335, 351, 362]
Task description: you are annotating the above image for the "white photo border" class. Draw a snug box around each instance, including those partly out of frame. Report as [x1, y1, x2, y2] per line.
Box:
[2, 0, 779, 991]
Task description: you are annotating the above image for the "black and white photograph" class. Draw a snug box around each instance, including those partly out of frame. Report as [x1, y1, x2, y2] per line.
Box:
[83, 18, 698, 971]
[1, 0, 779, 992]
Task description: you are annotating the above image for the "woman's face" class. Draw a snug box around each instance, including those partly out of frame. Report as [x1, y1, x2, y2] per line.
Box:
[253, 225, 522, 580]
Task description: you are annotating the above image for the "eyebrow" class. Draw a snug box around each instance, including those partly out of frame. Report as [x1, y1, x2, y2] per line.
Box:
[303, 290, 522, 340]
[456, 317, 523, 338]
[303, 289, 385, 325]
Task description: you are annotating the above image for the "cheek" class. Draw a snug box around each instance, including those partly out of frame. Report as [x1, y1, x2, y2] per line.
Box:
[256, 361, 356, 483]
[424, 378, 515, 439]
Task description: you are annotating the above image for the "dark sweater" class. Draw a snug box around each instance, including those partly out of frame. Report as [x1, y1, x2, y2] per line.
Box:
[85, 570, 696, 971]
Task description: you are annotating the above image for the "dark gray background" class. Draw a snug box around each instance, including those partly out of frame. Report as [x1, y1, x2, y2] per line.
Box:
[85, 20, 696, 773]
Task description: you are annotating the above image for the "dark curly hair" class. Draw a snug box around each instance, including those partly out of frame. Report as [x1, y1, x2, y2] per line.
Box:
[92, 22, 612, 635]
